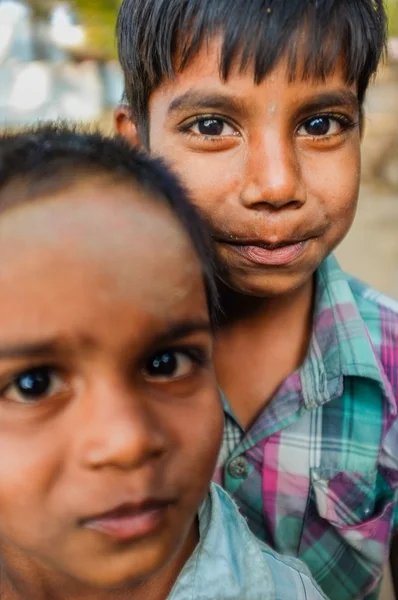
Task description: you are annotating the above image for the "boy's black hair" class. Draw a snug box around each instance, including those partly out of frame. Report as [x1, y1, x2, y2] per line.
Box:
[117, 0, 387, 138]
[0, 123, 218, 323]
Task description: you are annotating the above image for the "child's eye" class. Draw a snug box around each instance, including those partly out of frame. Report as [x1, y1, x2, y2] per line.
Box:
[297, 115, 352, 137]
[143, 350, 203, 382]
[2, 367, 68, 404]
[185, 117, 237, 137]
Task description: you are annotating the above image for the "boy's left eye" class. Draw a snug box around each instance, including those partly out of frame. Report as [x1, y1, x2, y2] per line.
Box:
[143, 351, 199, 381]
[297, 115, 348, 137]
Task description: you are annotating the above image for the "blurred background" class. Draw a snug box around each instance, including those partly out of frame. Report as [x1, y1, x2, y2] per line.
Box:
[0, 0, 123, 125]
[0, 1, 397, 304]
[0, 1, 397, 598]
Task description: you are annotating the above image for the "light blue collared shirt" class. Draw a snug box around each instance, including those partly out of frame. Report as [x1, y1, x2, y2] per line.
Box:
[169, 484, 327, 599]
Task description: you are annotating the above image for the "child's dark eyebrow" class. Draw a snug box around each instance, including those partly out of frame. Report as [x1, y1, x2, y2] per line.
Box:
[0, 320, 211, 360]
[297, 90, 359, 116]
[0, 340, 66, 360]
[149, 318, 212, 347]
[167, 91, 245, 116]
[167, 89, 359, 120]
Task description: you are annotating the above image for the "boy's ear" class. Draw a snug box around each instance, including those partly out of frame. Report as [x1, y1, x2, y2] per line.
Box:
[114, 106, 142, 147]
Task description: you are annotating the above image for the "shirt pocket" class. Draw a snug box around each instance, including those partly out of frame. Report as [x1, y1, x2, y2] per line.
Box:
[309, 468, 395, 564]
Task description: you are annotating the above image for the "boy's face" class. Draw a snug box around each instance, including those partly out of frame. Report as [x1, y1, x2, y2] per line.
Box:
[117, 40, 361, 297]
[0, 180, 221, 590]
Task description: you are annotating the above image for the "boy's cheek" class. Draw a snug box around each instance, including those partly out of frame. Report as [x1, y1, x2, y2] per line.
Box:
[149, 143, 241, 221]
[176, 386, 223, 491]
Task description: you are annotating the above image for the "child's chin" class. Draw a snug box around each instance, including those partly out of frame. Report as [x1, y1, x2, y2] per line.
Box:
[67, 546, 171, 591]
[222, 268, 315, 298]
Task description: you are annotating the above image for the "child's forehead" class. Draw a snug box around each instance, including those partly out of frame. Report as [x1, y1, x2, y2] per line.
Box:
[177, 35, 348, 81]
[151, 38, 358, 114]
[0, 181, 198, 288]
[0, 184, 206, 339]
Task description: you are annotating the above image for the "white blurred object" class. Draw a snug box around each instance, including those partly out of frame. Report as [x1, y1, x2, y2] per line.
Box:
[58, 61, 103, 120]
[0, 0, 32, 62]
[50, 3, 85, 49]
[9, 62, 51, 111]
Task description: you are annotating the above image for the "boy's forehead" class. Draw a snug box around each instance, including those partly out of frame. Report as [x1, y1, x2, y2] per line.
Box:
[150, 39, 358, 116]
[0, 182, 203, 311]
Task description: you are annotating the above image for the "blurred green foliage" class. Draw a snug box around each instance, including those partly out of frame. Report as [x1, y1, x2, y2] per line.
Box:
[387, 0, 398, 37]
[74, 0, 121, 59]
[27, 0, 120, 59]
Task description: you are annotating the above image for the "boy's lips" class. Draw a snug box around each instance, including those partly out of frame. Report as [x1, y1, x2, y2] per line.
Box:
[217, 237, 311, 266]
[80, 499, 175, 542]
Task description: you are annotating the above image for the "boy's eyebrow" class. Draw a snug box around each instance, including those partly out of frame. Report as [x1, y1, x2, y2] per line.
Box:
[149, 318, 212, 347]
[297, 90, 359, 115]
[0, 320, 212, 360]
[167, 91, 245, 116]
[0, 340, 65, 360]
[167, 89, 359, 117]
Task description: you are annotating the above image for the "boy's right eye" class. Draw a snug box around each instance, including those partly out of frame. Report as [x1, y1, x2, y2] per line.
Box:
[183, 117, 238, 138]
[1, 367, 69, 404]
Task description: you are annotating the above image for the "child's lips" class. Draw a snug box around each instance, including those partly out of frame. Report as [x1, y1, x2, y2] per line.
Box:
[80, 499, 174, 542]
[235, 240, 309, 266]
[220, 239, 311, 266]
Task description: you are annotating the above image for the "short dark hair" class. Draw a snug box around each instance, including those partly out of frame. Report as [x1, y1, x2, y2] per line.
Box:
[117, 0, 387, 135]
[0, 123, 218, 322]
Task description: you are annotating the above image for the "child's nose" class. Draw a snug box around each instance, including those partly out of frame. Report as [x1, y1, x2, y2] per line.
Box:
[74, 380, 167, 472]
[240, 132, 306, 211]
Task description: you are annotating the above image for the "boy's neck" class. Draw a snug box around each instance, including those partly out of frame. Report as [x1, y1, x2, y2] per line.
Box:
[214, 278, 314, 428]
[217, 278, 314, 329]
[0, 519, 199, 600]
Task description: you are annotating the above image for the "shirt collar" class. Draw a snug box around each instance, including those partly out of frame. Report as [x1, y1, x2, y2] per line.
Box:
[169, 484, 274, 600]
[301, 255, 394, 412]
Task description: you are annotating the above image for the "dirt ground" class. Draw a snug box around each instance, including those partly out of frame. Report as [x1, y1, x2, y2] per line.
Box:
[336, 180, 398, 300]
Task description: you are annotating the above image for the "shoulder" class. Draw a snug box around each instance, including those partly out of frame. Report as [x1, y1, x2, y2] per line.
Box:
[259, 550, 327, 600]
[331, 268, 398, 401]
[346, 273, 398, 328]
[210, 485, 327, 599]
[348, 275, 398, 387]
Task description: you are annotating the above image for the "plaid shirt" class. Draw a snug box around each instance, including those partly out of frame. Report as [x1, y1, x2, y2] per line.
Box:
[214, 255, 398, 600]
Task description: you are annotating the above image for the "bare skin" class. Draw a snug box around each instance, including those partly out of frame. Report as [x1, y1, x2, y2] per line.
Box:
[116, 41, 361, 427]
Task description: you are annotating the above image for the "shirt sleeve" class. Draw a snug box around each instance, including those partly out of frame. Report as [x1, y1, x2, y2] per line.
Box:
[378, 414, 398, 531]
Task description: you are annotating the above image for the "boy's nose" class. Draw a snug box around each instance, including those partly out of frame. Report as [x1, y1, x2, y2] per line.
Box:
[75, 380, 167, 472]
[240, 134, 305, 211]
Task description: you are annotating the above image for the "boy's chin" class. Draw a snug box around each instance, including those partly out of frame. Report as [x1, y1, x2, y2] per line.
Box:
[60, 548, 172, 591]
[219, 267, 316, 299]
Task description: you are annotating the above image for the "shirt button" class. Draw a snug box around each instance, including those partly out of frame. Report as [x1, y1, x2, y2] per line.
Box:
[228, 456, 249, 479]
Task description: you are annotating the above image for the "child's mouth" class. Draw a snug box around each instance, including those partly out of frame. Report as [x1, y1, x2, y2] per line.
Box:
[226, 240, 310, 266]
[80, 499, 173, 542]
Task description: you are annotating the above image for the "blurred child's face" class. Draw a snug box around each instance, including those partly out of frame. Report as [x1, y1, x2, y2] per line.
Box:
[117, 40, 361, 298]
[0, 179, 221, 590]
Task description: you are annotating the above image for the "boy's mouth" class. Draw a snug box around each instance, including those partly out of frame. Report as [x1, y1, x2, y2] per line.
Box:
[80, 498, 175, 542]
[216, 238, 311, 267]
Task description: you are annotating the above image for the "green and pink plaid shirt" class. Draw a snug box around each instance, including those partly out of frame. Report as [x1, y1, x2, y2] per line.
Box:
[214, 255, 398, 600]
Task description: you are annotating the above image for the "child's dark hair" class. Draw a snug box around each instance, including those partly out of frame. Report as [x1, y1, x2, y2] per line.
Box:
[117, 0, 387, 139]
[0, 123, 218, 323]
